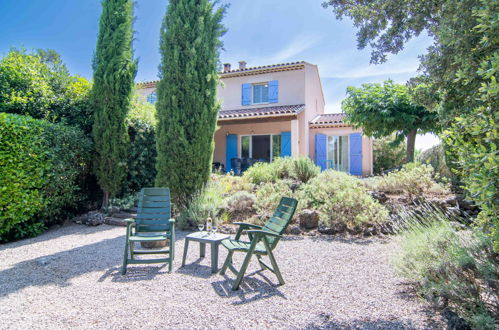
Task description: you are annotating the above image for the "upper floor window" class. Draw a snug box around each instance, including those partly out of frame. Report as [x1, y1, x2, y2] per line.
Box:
[253, 83, 269, 104]
[147, 91, 157, 104]
[242, 80, 278, 106]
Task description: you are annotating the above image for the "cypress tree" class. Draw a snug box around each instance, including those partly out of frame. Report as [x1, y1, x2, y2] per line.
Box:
[91, 0, 137, 208]
[155, 0, 226, 206]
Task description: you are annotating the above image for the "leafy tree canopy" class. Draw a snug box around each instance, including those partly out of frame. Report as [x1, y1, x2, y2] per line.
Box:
[0, 48, 93, 132]
[342, 80, 437, 162]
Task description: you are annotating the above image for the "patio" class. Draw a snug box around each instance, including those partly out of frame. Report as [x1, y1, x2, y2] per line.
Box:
[0, 223, 444, 329]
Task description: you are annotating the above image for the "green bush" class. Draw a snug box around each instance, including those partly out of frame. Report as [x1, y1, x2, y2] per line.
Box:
[176, 180, 226, 229]
[124, 96, 157, 193]
[255, 181, 294, 218]
[0, 49, 93, 133]
[0, 113, 92, 241]
[365, 163, 442, 200]
[373, 134, 407, 174]
[0, 113, 49, 236]
[289, 157, 320, 183]
[298, 170, 388, 228]
[243, 162, 278, 185]
[243, 157, 320, 185]
[417, 144, 453, 180]
[211, 173, 253, 195]
[393, 204, 498, 329]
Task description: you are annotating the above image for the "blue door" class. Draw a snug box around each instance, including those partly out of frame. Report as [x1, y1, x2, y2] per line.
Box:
[349, 133, 363, 175]
[280, 131, 291, 157]
[226, 134, 237, 173]
[315, 133, 327, 171]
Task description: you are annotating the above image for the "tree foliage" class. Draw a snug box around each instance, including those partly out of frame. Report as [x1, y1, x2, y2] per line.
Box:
[0, 49, 93, 132]
[0, 113, 92, 241]
[91, 0, 137, 207]
[155, 0, 226, 206]
[373, 135, 407, 174]
[324, 0, 498, 247]
[342, 80, 437, 162]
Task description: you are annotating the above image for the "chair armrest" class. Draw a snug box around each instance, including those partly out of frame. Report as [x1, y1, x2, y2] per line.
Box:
[245, 230, 282, 239]
[233, 222, 262, 229]
[233, 222, 262, 240]
[169, 218, 176, 224]
[124, 218, 135, 224]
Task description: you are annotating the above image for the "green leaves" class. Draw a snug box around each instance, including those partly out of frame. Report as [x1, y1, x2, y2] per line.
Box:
[155, 0, 226, 207]
[92, 0, 136, 202]
[0, 113, 92, 240]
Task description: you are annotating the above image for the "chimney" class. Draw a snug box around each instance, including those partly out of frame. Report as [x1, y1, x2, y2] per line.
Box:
[238, 61, 247, 70]
[223, 63, 231, 73]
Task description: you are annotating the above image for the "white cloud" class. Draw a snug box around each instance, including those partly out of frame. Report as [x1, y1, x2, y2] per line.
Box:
[261, 34, 323, 64]
[319, 57, 420, 79]
[325, 102, 342, 113]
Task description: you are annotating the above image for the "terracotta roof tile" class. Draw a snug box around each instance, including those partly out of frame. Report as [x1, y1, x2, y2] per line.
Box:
[310, 113, 347, 127]
[221, 61, 305, 74]
[218, 104, 305, 119]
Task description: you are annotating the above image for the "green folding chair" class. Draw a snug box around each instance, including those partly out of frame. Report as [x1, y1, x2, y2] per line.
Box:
[219, 197, 298, 290]
[122, 188, 175, 274]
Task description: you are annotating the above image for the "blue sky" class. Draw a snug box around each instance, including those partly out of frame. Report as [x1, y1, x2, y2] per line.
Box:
[0, 0, 439, 149]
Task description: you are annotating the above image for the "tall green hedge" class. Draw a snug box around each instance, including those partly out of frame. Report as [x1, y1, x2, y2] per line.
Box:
[0, 113, 92, 241]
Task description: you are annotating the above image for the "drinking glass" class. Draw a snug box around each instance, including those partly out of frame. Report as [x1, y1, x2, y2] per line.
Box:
[211, 223, 217, 236]
[198, 223, 204, 232]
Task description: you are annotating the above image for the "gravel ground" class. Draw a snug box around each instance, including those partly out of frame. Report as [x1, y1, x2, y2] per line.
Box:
[0, 223, 444, 329]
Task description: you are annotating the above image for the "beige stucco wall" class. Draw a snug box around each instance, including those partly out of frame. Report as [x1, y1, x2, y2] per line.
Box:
[136, 87, 155, 98]
[303, 63, 326, 156]
[218, 69, 305, 110]
[308, 126, 373, 176]
[213, 120, 292, 166]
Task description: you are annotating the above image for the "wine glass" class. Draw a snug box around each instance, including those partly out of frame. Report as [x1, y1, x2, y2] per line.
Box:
[211, 223, 217, 236]
[198, 223, 204, 233]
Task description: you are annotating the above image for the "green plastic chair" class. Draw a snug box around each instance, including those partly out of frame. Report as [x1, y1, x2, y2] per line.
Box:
[219, 197, 298, 290]
[122, 188, 175, 274]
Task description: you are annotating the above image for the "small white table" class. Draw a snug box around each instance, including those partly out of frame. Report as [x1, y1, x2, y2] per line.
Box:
[181, 232, 230, 273]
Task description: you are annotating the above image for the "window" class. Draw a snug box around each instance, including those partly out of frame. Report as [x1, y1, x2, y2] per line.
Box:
[240, 134, 280, 162]
[253, 83, 268, 104]
[147, 91, 157, 104]
[327, 135, 349, 172]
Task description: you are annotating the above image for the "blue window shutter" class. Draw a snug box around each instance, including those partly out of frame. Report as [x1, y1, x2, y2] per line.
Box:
[242, 83, 251, 105]
[315, 134, 327, 171]
[226, 134, 238, 173]
[280, 131, 291, 157]
[268, 80, 278, 103]
[349, 133, 363, 175]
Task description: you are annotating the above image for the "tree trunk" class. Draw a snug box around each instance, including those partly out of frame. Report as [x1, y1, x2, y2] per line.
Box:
[406, 130, 417, 162]
[101, 191, 109, 210]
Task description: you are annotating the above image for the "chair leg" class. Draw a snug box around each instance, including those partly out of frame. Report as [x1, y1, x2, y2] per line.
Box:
[130, 241, 135, 260]
[219, 250, 233, 275]
[169, 238, 174, 273]
[267, 248, 284, 285]
[232, 241, 257, 290]
[122, 239, 129, 275]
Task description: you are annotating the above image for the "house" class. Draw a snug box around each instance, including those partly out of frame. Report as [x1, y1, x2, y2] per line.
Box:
[136, 61, 373, 176]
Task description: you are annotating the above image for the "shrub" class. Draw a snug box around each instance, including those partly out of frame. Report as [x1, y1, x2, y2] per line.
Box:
[289, 157, 320, 183]
[255, 181, 294, 218]
[0, 49, 93, 133]
[212, 173, 253, 195]
[0, 113, 92, 241]
[223, 191, 256, 221]
[373, 134, 407, 174]
[366, 163, 436, 200]
[243, 157, 320, 185]
[0, 113, 48, 236]
[124, 95, 157, 193]
[243, 162, 277, 185]
[417, 144, 453, 180]
[176, 180, 226, 229]
[393, 204, 498, 329]
[298, 170, 388, 228]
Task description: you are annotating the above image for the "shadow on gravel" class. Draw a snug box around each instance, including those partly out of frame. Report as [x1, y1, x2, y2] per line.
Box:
[0, 225, 186, 296]
[282, 235, 385, 246]
[211, 271, 286, 305]
[304, 317, 420, 330]
[177, 260, 213, 279]
[98, 265, 169, 283]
